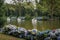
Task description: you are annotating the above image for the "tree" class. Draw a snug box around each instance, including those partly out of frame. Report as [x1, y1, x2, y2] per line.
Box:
[0, 17, 6, 28]
[0, 0, 4, 7]
[36, 0, 48, 16]
[23, 2, 34, 19]
[0, 0, 6, 28]
[0, 0, 4, 17]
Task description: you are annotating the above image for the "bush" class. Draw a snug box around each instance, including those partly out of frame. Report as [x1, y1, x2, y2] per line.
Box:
[0, 17, 6, 28]
[25, 14, 32, 20]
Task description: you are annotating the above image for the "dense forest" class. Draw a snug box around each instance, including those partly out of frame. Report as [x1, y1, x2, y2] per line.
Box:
[0, 0, 60, 27]
[0, 0, 60, 17]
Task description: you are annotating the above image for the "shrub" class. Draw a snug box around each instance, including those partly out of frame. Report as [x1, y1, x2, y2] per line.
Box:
[0, 17, 6, 28]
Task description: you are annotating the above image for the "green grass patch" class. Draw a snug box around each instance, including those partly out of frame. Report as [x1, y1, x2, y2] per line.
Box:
[0, 33, 25, 40]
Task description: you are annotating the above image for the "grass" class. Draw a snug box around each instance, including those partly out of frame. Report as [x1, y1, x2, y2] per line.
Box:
[0, 33, 25, 40]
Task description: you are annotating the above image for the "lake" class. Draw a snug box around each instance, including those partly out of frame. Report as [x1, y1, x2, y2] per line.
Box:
[6, 17, 60, 31]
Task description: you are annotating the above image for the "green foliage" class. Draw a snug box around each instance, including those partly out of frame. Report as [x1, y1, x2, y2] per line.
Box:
[2, 0, 60, 17]
[36, 3, 48, 13]
[0, 0, 6, 28]
[0, 0, 60, 21]
[0, 17, 6, 28]
[0, 0, 4, 7]
[0, 0, 4, 17]
[25, 14, 31, 20]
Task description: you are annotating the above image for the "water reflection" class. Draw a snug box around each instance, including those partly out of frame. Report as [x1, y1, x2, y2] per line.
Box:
[7, 17, 10, 24]
[6, 17, 60, 31]
[32, 18, 37, 29]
